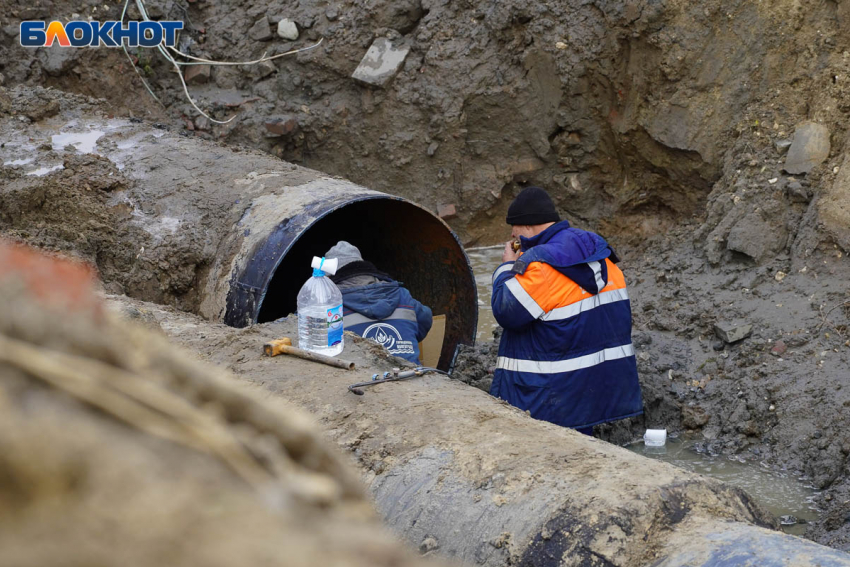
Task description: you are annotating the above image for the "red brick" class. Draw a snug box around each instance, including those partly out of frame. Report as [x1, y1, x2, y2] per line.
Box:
[184, 64, 211, 85]
[437, 204, 457, 220]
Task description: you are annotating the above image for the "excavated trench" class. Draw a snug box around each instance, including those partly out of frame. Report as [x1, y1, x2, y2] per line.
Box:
[3, 0, 850, 559]
[3, 92, 850, 565]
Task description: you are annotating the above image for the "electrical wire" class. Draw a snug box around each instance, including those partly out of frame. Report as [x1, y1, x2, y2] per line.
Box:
[120, 0, 322, 124]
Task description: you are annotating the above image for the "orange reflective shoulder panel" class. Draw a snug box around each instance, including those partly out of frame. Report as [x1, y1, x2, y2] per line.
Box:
[515, 258, 628, 314]
[514, 262, 585, 313]
[603, 259, 627, 291]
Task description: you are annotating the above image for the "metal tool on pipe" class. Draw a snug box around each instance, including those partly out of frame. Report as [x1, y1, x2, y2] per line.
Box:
[348, 366, 450, 395]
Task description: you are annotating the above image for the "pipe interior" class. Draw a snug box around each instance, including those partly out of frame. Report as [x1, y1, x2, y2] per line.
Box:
[256, 199, 477, 368]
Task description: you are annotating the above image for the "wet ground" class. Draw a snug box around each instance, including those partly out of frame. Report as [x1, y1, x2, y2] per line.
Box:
[629, 436, 820, 536]
[465, 244, 503, 341]
[465, 244, 825, 535]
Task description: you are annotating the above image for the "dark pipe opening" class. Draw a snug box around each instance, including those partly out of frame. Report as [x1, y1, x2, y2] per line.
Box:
[228, 197, 477, 370]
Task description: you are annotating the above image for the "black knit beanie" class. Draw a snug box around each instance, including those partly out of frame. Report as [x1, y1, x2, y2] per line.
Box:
[505, 186, 560, 225]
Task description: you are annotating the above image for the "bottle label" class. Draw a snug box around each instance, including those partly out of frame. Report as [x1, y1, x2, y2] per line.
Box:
[326, 304, 343, 347]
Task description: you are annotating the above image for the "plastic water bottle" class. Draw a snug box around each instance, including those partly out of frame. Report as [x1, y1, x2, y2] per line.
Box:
[297, 256, 344, 356]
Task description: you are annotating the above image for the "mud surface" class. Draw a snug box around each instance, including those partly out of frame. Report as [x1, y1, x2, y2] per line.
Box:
[454, 224, 850, 549]
[4, 0, 850, 553]
[103, 292, 800, 567]
[0, 242, 442, 567]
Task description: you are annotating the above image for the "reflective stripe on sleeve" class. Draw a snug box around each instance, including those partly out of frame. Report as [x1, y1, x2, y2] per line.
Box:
[505, 277, 544, 319]
[492, 262, 515, 285]
[541, 288, 629, 322]
[588, 261, 605, 294]
[344, 307, 418, 327]
[496, 344, 635, 374]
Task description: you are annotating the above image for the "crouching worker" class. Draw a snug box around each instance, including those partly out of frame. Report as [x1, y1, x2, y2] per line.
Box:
[490, 187, 643, 434]
[325, 241, 432, 365]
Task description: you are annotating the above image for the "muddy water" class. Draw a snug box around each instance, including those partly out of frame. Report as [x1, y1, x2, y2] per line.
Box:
[630, 437, 820, 535]
[465, 245, 821, 535]
[465, 245, 504, 341]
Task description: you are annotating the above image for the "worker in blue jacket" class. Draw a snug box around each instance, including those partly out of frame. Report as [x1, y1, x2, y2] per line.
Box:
[325, 241, 432, 365]
[490, 187, 643, 434]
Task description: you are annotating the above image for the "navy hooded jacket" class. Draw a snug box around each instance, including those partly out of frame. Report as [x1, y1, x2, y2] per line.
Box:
[341, 281, 432, 365]
[490, 221, 643, 429]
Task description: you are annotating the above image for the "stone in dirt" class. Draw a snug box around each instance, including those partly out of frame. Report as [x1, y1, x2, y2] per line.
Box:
[37, 46, 80, 76]
[715, 321, 753, 343]
[437, 203, 457, 220]
[264, 116, 298, 136]
[682, 405, 710, 429]
[184, 64, 211, 85]
[245, 60, 276, 81]
[771, 340, 788, 356]
[277, 18, 299, 40]
[774, 138, 792, 154]
[351, 38, 410, 88]
[786, 181, 810, 203]
[726, 212, 779, 262]
[248, 16, 273, 41]
[784, 122, 831, 174]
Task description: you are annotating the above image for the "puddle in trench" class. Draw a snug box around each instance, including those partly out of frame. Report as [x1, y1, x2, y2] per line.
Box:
[465, 244, 821, 534]
[628, 436, 820, 535]
[26, 164, 64, 176]
[52, 130, 104, 153]
[465, 244, 503, 342]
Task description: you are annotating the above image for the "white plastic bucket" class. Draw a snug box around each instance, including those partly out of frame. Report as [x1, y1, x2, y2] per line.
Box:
[644, 429, 667, 447]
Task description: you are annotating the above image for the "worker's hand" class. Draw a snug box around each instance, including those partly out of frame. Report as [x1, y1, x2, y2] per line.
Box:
[502, 240, 520, 263]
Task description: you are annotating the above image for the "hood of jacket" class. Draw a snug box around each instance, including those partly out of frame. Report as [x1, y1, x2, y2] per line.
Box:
[341, 281, 403, 320]
[516, 221, 618, 295]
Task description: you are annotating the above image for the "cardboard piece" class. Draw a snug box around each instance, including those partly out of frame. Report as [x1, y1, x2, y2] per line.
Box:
[419, 314, 446, 368]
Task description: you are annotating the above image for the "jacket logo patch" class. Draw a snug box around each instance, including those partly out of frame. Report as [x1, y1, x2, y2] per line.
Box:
[363, 323, 415, 355]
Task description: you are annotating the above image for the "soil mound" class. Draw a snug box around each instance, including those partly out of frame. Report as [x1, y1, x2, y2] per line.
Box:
[0, 241, 440, 567]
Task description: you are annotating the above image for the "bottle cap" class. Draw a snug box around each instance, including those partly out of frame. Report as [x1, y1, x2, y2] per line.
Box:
[310, 256, 338, 276]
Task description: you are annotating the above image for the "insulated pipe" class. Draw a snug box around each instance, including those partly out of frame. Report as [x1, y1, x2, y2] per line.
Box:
[0, 115, 477, 369]
[219, 182, 478, 369]
[655, 518, 850, 567]
[153, 313, 850, 567]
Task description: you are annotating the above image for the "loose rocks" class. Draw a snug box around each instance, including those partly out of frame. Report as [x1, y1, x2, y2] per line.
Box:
[784, 122, 831, 174]
[277, 18, 299, 40]
[714, 321, 753, 344]
[248, 16, 274, 41]
[351, 38, 410, 88]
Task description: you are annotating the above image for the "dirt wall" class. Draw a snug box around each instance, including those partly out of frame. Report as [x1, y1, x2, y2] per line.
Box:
[6, 0, 850, 249]
[0, 86, 381, 318]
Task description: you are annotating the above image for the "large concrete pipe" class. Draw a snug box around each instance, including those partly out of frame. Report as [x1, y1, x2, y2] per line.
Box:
[139, 310, 850, 567]
[655, 518, 850, 567]
[0, 97, 476, 368]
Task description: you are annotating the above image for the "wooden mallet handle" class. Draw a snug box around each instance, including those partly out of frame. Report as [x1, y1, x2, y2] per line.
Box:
[263, 337, 355, 370]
